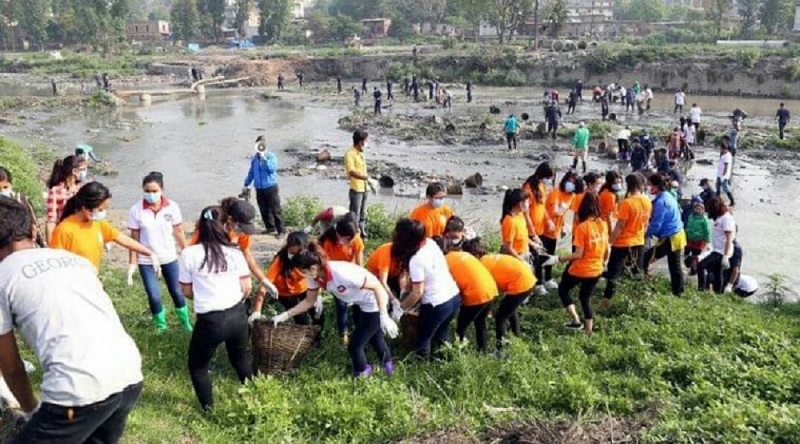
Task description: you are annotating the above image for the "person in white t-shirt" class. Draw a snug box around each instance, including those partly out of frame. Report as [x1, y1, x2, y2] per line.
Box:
[716, 141, 735, 206]
[616, 126, 632, 160]
[682, 118, 695, 159]
[689, 103, 702, 130]
[644, 85, 654, 110]
[127, 172, 192, 334]
[391, 219, 461, 360]
[674, 89, 686, 114]
[733, 274, 758, 297]
[271, 243, 398, 377]
[0, 197, 143, 443]
[179, 206, 253, 411]
[696, 197, 736, 294]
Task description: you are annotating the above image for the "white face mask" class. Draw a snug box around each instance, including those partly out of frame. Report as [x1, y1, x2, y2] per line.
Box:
[91, 210, 107, 221]
[0, 187, 12, 197]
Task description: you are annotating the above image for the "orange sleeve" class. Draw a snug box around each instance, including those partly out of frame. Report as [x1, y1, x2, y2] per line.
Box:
[444, 206, 454, 220]
[49, 225, 67, 250]
[100, 221, 120, 243]
[354, 236, 365, 256]
[501, 216, 514, 243]
[238, 234, 251, 250]
[266, 257, 281, 282]
[544, 192, 558, 218]
[617, 200, 631, 222]
[572, 223, 586, 250]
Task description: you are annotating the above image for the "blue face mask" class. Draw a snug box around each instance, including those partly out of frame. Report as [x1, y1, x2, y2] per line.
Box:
[565, 182, 576, 193]
[432, 198, 444, 209]
[612, 183, 622, 192]
[76, 169, 88, 183]
[91, 210, 107, 221]
[143, 192, 161, 204]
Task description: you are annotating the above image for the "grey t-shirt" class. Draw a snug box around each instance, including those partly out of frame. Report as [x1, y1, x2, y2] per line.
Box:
[0, 248, 142, 406]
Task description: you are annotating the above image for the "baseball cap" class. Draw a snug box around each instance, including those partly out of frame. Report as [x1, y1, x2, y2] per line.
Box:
[228, 200, 257, 235]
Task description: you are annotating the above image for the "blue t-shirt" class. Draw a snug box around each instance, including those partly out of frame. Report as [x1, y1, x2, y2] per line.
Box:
[504, 117, 518, 134]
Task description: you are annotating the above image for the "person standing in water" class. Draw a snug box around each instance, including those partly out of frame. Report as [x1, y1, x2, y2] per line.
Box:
[572, 122, 591, 173]
[361, 75, 368, 95]
[386, 79, 394, 101]
[373, 87, 382, 115]
[674, 89, 686, 114]
[776, 103, 790, 140]
[277, 73, 284, 90]
[466, 80, 473, 103]
[504, 114, 520, 150]
[336, 75, 342, 94]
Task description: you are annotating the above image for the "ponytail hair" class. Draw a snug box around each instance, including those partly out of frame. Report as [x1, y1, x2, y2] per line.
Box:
[47, 155, 85, 188]
[462, 237, 487, 258]
[194, 206, 235, 273]
[59, 181, 111, 222]
[278, 231, 309, 277]
[500, 188, 529, 224]
[319, 212, 359, 245]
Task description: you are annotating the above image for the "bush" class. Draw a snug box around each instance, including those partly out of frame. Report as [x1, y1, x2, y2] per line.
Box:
[588, 121, 615, 140]
[0, 137, 46, 210]
[282, 195, 323, 227]
[365, 203, 398, 241]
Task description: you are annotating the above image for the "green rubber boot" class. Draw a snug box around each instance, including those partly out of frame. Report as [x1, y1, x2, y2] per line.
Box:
[152, 310, 168, 334]
[175, 306, 193, 333]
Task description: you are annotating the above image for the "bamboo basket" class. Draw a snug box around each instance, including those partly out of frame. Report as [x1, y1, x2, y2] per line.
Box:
[251, 321, 319, 375]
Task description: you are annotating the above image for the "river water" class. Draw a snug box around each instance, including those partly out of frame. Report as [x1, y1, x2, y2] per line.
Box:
[34, 87, 800, 299]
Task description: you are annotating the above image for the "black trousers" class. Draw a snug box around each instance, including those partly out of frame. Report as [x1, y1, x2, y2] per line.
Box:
[644, 239, 684, 296]
[374, 100, 382, 114]
[348, 310, 391, 374]
[506, 133, 517, 150]
[456, 301, 492, 351]
[779, 121, 787, 139]
[255, 186, 284, 233]
[539, 236, 558, 282]
[12, 382, 142, 444]
[495, 290, 531, 349]
[697, 251, 725, 294]
[188, 303, 253, 410]
[603, 245, 644, 300]
[558, 270, 600, 320]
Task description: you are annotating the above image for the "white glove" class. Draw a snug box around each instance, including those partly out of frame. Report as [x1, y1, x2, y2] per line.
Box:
[248, 312, 265, 326]
[724, 284, 734, 294]
[367, 177, 378, 194]
[261, 279, 279, 299]
[150, 254, 162, 278]
[22, 402, 40, 422]
[313, 296, 324, 319]
[390, 299, 404, 322]
[542, 255, 559, 267]
[104, 242, 113, 253]
[270, 312, 290, 327]
[380, 311, 399, 339]
[303, 225, 313, 234]
[126, 264, 136, 286]
[721, 256, 731, 270]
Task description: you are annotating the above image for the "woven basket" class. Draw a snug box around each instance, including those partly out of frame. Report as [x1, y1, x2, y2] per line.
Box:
[399, 310, 419, 353]
[251, 321, 319, 375]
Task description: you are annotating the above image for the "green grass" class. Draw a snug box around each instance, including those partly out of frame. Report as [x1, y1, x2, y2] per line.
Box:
[0, 137, 53, 210]
[83, 255, 800, 443]
[0, 51, 156, 78]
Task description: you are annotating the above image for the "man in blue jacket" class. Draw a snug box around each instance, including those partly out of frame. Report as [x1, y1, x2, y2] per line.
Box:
[243, 136, 284, 236]
[643, 173, 686, 296]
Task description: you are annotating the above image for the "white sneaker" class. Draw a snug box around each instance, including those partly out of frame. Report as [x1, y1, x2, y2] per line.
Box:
[545, 280, 559, 290]
[534, 285, 548, 296]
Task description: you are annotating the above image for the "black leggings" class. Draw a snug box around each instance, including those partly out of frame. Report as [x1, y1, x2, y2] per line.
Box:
[279, 293, 323, 328]
[558, 270, 600, 320]
[495, 290, 532, 349]
[539, 236, 558, 282]
[697, 251, 725, 294]
[188, 303, 252, 410]
[348, 310, 391, 374]
[603, 245, 644, 300]
[456, 301, 492, 351]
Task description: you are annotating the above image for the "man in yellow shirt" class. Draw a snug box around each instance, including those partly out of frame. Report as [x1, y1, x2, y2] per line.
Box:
[343, 129, 374, 238]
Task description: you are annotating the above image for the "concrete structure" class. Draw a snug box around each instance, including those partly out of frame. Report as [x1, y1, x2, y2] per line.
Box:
[126, 21, 169, 42]
[362, 19, 392, 39]
[795, 6, 800, 31]
[663, 0, 703, 8]
[564, 0, 613, 37]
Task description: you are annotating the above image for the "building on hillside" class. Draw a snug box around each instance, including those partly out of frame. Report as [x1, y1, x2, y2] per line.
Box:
[662, 0, 703, 8]
[564, 0, 614, 37]
[223, 0, 260, 38]
[362, 18, 392, 38]
[126, 21, 170, 42]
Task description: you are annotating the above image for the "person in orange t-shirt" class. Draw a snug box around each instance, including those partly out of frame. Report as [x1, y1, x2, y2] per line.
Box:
[501, 188, 536, 260]
[365, 242, 405, 320]
[463, 239, 536, 353]
[50, 182, 158, 272]
[442, 243, 498, 352]
[603, 173, 652, 305]
[554, 193, 609, 335]
[571, 173, 601, 234]
[539, 171, 579, 294]
[598, 170, 622, 234]
[410, 182, 454, 238]
[319, 215, 365, 341]
[521, 162, 555, 237]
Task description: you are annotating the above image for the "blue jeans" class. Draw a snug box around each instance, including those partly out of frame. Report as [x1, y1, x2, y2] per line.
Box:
[139, 261, 186, 314]
[415, 295, 461, 360]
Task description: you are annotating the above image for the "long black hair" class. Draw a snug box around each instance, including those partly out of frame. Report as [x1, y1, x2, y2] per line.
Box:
[577, 192, 601, 224]
[319, 212, 359, 245]
[278, 231, 308, 277]
[559, 171, 578, 192]
[0, 166, 11, 183]
[59, 181, 111, 222]
[195, 206, 235, 273]
[501, 188, 529, 224]
[47, 155, 85, 188]
[390, 218, 427, 271]
[625, 173, 643, 196]
[290, 241, 328, 271]
[600, 170, 621, 194]
[462, 237, 487, 259]
[705, 196, 729, 220]
[524, 162, 554, 202]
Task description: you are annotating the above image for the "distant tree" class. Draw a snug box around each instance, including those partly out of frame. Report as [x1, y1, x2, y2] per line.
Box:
[487, 0, 534, 44]
[760, 0, 793, 35]
[198, 0, 226, 41]
[703, 0, 733, 38]
[171, 0, 201, 41]
[256, 0, 293, 41]
[19, 0, 49, 49]
[234, 0, 253, 38]
[544, 0, 567, 38]
[737, 0, 760, 38]
[449, 0, 489, 42]
[614, 0, 667, 22]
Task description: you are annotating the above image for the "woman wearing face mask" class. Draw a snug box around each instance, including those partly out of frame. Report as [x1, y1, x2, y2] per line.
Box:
[179, 206, 253, 411]
[697, 197, 736, 294]
[271, 243, 398, 378]
[555, 193, 609, 335]
[522, 162, 555, 241]
[248, 232, 323, 328]
[539, 171, 579, 294]
[392, 219, 460, 361]
[410, 182, 454, 238]
[598, 171, 622, 234]
[45, 155, 88, 244]
[501, 188, 545, 265]
[0, 166, 42, 246]
[320, 214, 365, 343]
[462, 238, 536, 354]
[50, 182, 160, 272]
[126, 172, 191, 333]
[365, 242, 405, 322]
